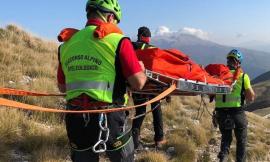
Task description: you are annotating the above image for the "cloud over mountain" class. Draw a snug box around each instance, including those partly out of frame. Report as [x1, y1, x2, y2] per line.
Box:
[179, 27, 209, 40]
[154, 26, 209, 40]
[154, 26, 171, 36]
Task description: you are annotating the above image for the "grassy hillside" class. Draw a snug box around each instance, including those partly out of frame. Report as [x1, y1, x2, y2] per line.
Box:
[253, 107, 270, 117]
[252, 71, 270, 84]
[0, 25, 69, 161]
[0, 25, 269, 162]
[246, 81, 270, 112]
[0, 25, 61, 108]
[247, 73, 270, 116]
[138, 97, 270, 162]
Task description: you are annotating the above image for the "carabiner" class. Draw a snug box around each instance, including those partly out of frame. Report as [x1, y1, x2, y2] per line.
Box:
[92, 140, 107, 153]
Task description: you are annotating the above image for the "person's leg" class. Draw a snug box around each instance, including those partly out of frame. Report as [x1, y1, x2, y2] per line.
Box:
[151, 101, 164, 143]
[70, 150, 99, 162]
[65, 109, 100, 162]
[217, 111, 233, 161]
[107, 138, 134, 162]
[234, 112, 248, 162]
[106, 111, 134, 162]
[131, 94, 147, 149]
[218, 128, 232, 161]
[132, 105, 147, 131]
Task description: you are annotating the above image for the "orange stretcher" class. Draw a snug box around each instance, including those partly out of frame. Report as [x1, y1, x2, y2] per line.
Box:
[135, 48, 233, 95]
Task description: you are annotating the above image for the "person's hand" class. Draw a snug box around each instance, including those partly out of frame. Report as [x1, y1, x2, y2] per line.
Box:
[139, 61, 145, 72]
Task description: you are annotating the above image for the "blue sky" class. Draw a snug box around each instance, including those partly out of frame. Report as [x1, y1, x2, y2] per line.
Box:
[1, 0, 270, 46]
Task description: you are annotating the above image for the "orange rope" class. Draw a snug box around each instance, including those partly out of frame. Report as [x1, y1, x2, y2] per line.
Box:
[0, 88, 65, 96]
[0, 84, 176, 114]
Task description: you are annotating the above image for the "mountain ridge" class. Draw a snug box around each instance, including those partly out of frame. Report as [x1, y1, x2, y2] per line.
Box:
[252, 71, 270, 84]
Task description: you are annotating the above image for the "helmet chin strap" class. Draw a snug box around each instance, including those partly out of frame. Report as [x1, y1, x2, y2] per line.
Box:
[97, 10, 108, 23]
[228, 65, 235, 70]
[228, 58, 240, 70]
[96, 10, 117, 24]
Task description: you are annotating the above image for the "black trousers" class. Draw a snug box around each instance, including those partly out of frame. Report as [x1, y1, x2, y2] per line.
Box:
[65, 104, 134, 162]
[131, 94, 164, 142]
[216, 108, 248, 162]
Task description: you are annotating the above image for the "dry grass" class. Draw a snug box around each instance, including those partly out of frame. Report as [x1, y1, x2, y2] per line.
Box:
[163, 96, 210, 146]
[18, 123, 67, 153]
[0, 109, 68, 161]
[253, 107, 270, 116]
[246, 113, 270, 161]
[0, 24, 58, 96]
[0, 25, 67, 161]
[0, 24, 62, 122]
[0, 108, 18, 161]
[139, 96, 212, 162]
[31, 146, 69, 162]
[166, 134, 196, 162]
[247, 143, 269, 161]
[0, 109, 25, 144]
[137, 152, 167, 162]
[140, 95, 270, 162]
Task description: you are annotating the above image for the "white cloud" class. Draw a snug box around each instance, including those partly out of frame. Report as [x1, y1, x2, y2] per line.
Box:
[154, 26, 209, 40]
[179, 27, 209, 40]
[154, 26, 172, 36]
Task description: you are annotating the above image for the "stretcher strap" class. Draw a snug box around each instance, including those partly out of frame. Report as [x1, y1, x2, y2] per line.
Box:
[0, 88, 65, 96]
[0, 84, 176, 114]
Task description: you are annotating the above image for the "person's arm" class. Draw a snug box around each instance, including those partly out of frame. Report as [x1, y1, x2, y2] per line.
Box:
[244, 74, 255, 102]
[57, 65, 66, 93]
[127, 72, 146, 90]
[245, 88, 255, 102]
[119, 38, 147, 90]
[127, 61, 146, 90]
[57, 46, 66, 93]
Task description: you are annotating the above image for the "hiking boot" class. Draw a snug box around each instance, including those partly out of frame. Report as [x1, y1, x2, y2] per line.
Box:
[155, 139, 166, 149]
[132, 128, 140, 150]
[135, 142, 144, 151]
[218, 152, 228, 162]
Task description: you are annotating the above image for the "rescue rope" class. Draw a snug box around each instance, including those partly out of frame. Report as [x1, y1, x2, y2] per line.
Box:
[0, 88, 65, 96]
[196, 95, 214, 121]
[196, 95, 205, 120]
[0, 84, 176, 114]
[130, 102, 161, 120]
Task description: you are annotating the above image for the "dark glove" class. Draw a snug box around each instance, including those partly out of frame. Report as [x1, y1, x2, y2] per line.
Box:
[209, 95, 215, 103]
